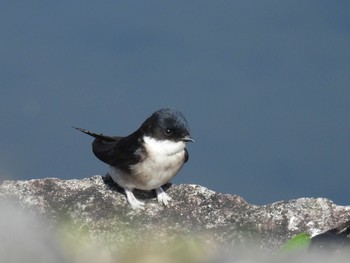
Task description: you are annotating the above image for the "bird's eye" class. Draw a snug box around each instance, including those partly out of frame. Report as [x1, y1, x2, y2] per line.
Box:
[164, 128, 173, 136]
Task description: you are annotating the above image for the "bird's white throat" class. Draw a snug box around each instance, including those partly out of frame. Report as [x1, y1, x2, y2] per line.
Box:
[143, 136, 186, 156]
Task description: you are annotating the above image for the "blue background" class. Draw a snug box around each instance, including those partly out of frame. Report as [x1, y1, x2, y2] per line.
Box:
[1, 1, 349, 205]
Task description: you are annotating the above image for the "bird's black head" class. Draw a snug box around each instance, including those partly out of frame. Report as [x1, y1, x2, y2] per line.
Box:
[140, 108, 194, 142]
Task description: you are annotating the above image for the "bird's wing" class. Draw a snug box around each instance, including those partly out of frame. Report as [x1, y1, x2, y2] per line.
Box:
[92, 136, 143, 168]
[184, 148, 189, 163]
[75, 127, 143, 168]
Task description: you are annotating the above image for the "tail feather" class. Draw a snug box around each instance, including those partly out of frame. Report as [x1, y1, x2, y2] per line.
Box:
[73, 126, 117, 142]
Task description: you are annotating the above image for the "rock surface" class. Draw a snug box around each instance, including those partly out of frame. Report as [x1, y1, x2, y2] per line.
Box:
[1, 175, 349, 250]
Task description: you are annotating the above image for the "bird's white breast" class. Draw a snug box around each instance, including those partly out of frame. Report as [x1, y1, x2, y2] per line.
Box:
[143, 136, 186, 157]
[109, 136, 186, 190]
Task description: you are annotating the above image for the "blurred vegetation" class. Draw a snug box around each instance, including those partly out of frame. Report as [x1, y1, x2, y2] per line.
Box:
[279, 233, 311, 253]
[58, 219, 217, 263]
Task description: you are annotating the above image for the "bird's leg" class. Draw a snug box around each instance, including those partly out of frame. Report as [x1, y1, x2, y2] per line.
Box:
[124, 187, 145, 210]
[155, 187, 172, 207]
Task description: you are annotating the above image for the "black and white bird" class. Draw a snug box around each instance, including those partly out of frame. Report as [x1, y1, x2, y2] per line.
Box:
[74, 108, 194, 210]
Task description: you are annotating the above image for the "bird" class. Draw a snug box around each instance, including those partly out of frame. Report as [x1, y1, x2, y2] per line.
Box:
[74, 108, 194, 210]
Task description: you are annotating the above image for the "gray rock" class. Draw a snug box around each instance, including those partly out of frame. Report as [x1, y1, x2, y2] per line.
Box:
[0, 175, 349, 251]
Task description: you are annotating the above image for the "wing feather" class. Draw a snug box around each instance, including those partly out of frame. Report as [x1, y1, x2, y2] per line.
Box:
[75, 127, 143, 169]
[92, 133, 143, 169]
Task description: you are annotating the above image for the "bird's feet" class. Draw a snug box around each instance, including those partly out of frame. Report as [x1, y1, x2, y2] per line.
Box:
[124, 187, 172, 210]
[156, 187, 172, 207]
[124, 187, 145, 210]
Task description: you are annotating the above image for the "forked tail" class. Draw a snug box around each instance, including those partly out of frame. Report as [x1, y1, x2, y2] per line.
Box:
[73, 126, 117, 142]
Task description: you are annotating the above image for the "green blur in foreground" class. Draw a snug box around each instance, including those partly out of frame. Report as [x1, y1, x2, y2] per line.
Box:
[279, 233, 311, 252]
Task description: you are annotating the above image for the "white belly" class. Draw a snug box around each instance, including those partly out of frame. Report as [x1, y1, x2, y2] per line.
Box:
[109, 136, 187, 190]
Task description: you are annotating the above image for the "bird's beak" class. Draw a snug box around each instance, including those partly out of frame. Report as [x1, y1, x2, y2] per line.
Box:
[183, 136, 195, 143]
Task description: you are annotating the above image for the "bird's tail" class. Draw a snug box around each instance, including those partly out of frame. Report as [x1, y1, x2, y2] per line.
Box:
[73, 127, 117, 142]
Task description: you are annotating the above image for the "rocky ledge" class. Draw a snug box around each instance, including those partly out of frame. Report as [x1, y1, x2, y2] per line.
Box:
[0, 175, 349, 251]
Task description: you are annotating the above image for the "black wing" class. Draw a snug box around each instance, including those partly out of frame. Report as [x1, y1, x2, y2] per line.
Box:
[74, 127, 143, 168]
[184, 148, 189, 163]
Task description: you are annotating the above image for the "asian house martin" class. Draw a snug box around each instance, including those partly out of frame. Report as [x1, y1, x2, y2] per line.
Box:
[74, 108, 194, 210]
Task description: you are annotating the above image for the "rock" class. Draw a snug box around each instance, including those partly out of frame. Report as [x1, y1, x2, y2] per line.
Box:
[0, 175, 349, 251]
[309, 220, 350, 251]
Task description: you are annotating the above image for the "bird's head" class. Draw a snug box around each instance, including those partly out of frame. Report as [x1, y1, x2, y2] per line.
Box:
[141, 108, 194, 143]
